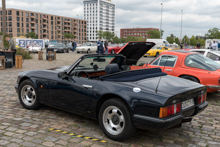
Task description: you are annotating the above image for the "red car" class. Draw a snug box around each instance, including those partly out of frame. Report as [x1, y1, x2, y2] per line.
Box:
[108, 44, 124, 54]
[117, 42, 220, 93]
[182, 46, 195, 51]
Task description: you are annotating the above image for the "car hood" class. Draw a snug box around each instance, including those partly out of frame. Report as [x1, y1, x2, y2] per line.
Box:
[117, 42, 155, 65]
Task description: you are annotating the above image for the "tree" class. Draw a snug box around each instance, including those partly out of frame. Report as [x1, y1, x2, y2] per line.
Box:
[96, 30, 115, 41]
[0, 32, 3, 35]
[26, 32, 38, 39]
[205, 27, 220, 39]
[147, 30, 163, 39]
[190, 36, 197, 46]
[197, 39, 205, 46]
[166, 34, 175, 44]
[64, 33, 75, 39]
[3, 34, 10, 50]
[174, 37, 180, 45]
[112, 36, 120, 43]
[96, 30, 104, 39]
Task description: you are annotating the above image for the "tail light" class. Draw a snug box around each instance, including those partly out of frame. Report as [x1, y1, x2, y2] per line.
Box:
[159, 103, 181, 118]
[198, 93, 206, 104]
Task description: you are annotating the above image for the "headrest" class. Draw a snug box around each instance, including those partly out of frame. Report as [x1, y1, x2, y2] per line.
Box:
[105, 63, 120, 74]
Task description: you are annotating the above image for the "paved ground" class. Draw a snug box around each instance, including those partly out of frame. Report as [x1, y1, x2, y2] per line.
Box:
[0, 51, 220, 147]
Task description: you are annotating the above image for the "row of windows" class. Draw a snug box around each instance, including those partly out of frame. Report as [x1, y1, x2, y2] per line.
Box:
[123, 33, 148, 35]
[123, 29, 155, 32]
[123, 36, 147, 39]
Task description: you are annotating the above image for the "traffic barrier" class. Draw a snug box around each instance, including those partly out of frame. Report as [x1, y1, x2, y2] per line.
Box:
[38, 51, 43, 60]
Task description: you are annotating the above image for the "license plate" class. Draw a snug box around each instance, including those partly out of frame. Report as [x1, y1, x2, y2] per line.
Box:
[145, 54, 149, 55]
[182, 98, 194, 110]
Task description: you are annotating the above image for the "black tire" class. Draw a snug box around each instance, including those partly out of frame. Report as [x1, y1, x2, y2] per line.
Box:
[87, 49, 90, 53]
[98, 98, 136, 141]
[67, 49, 69, 53]
[180, 75, 200, 83]
[77, 51, 80, 53]
[18, 79, 41, 110]
[111, 50, 115, 54]
[155, 52, 159, 57]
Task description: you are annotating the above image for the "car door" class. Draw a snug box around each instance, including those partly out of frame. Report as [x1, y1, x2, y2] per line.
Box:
[149, 55, 178, 75]
[48, 74, 96, 115]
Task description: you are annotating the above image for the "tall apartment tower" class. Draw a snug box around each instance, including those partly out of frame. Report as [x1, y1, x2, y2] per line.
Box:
[83, 0, 115, 42]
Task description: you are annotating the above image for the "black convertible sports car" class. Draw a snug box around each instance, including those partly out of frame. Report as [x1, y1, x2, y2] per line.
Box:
[48, 43, 70, 53]
[15, 42, 208, 141]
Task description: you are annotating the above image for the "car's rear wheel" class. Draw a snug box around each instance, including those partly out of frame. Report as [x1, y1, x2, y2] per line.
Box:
[98, 98, 136, 141]
[77, 51, 80, 53]
[87, 49, 90, 53]
[111, 50, 115, 54]
[180, 75, 200, 83]
[18, 80, 41, 110]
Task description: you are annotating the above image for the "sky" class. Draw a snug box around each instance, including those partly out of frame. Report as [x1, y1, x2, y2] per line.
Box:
[1, 0, 220, 39]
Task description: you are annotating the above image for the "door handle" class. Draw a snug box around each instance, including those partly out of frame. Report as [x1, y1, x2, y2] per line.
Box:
[165, 69, 172, 71]
[82, 85, 92, 89]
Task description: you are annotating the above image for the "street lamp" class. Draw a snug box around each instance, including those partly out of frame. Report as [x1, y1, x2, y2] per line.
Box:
[180, 10, 183, 43]
[77, 15, 79, 44]
[160, 3, 163, 39]
[2, 0, 6, 35]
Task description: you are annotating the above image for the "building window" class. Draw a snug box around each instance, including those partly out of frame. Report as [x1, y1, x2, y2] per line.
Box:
[22, 23, 23, 27]
[17, 28, 20, 33]
[21, 12, 23, 16]
[51, 26, 53, 29]
[51, 21, 53, 25]
[9, 28, 12, 32]
[17, 17, 20, 21]
[51, 16, 53, 20]
[8, 16, 12, 21]
[8, 10, 12, 15]
[26, 29, 29, 33]
[35, 14, 38, 18]
[9, 22, 12, 27]
[26, 12, 29, 17]
[26, 18, 29, 22]
[17, 23, 20, 27]
[16, 11, 19, 16]
[26, 23, 29, 27]
[36, 19, 38, 23]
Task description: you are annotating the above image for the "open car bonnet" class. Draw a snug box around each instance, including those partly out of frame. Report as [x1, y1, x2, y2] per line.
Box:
[117, 42, 155, 65]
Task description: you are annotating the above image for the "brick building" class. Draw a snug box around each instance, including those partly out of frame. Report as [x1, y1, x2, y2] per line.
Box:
[0, 8, 87, 43]
[120, 28, 159, 39]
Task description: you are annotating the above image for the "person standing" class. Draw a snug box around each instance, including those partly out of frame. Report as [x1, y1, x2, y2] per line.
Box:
[211, 40, 218, 50]
[104, 40, 108, 54]
[180, 42, 183, 49]
[5, 36, 16, 65]
[196, 42, 200, 49]
[71, 41, 76, 52]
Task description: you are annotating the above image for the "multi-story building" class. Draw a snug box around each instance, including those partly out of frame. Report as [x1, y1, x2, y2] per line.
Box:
[120, 28, 159, 39]
[0, 8, 87, 43]
[83, 0, 115, 42]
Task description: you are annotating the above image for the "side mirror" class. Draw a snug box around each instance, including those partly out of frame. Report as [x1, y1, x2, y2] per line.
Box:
[58, 72, 68, 79]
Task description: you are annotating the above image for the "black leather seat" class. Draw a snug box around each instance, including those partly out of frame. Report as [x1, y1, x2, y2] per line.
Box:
[105, 63, 120, 74]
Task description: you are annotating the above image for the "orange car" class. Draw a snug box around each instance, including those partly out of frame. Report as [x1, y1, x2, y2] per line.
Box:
[129, 50, 220, 93]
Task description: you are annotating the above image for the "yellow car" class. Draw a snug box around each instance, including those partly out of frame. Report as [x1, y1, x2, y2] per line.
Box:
[144, 46, 171, 57]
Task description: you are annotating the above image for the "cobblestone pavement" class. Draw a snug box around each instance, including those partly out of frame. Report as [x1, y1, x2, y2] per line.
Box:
[0, 51, 220, 147]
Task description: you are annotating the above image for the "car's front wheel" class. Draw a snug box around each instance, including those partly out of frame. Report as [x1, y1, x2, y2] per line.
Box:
[18, 80, 41, 110]
[98, 98, 136, 141]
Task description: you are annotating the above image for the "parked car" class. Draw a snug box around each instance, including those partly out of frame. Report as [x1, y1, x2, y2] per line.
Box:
[108, 44, 124, 54]
[144, 46, 171, 57]
[49, 44, 69, 53]
[190, 49, 220, 64]
[15, 42, 207, 141]
[48, 44, 55, 48]
[76, 42, 97, 53]
[27, 44, 42, 53]
[129, 49, 220, 93]
[182, 46, 195, 51]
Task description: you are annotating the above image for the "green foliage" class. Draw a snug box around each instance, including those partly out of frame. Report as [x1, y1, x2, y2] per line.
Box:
[205, 27, 220, 39]
[26, 32, 38, 39]
[112, 36, 120, 43]
[0, 32, 3, 35]
[16, 47, 32, 59]
[166, 34, 175, 44]
[96, 30, 104, 39]
[197, 39, 205, 46]
[3, 34, 10, 50]
[96, 30, 115, 41]
[64, 33, 75, 39]
[174, 37, 180, 45]
[190, 36, 197, 46]
[147, 30, 163, 39]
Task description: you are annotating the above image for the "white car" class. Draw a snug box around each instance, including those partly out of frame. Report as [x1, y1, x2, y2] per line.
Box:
[76, 42, 97, 53]
[190, 49, 220, 64]
[28, 44, 42, 53]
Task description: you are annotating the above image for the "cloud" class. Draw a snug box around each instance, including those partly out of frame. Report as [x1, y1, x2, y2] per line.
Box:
[1, 0, 220, 39]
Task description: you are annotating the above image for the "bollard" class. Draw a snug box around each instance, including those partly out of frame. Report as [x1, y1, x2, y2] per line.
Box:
[0, 56, 5, 70]
[48, 51, 53, 61]
[38, 51, 43, 60]
[54, 51, 56, 60]
[15, 55, 22, 69]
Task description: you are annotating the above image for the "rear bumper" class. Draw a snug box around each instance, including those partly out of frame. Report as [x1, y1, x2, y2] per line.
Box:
[207, 85, 220, 89]
[133, 101, 208, 130]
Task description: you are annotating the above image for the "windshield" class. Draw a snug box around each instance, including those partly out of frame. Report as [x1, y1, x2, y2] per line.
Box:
[185, 54, 220, 71]
[152, 46, 162, 50]
[82, 43, 91, 46]
[109, 44, 118, 47]
[56, 44, 64, 47]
